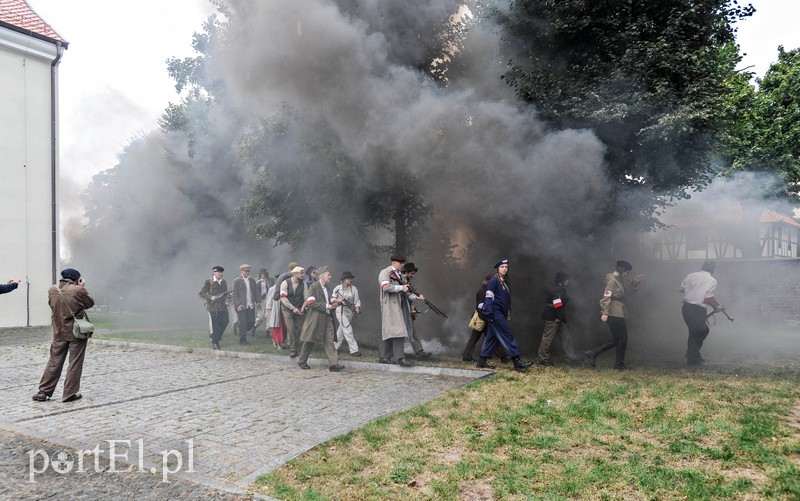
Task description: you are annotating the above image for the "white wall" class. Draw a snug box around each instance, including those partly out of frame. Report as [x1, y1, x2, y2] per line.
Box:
[0, 28, 61, 327]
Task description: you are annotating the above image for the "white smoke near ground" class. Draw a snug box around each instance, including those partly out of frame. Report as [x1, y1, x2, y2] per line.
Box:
[622, 171, 800, 368]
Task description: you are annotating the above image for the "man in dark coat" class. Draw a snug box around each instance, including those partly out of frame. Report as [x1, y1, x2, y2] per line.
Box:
[233, 263, 258, 345]
[33, 268, 95, 402]
[403, 262, 432, 359]
[199, 265, 229, 349]
[537, 271, 581, 366]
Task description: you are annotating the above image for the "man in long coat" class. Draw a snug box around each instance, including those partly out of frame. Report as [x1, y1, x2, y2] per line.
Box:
[297, 266, 344, 372]
[378, 254, 414, 367]
[33, 268, 95, 402]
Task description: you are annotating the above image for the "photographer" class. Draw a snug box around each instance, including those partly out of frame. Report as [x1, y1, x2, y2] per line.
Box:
[33, 268, 95, 403]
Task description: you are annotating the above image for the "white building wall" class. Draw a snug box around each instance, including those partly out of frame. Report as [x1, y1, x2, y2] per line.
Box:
[0, 28, 61, 327]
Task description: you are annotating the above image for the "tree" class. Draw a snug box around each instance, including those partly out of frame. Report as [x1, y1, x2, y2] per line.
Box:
[721, 46, 800, 200]
[496, 0, 754, 230]
[235, 106, 430, 256]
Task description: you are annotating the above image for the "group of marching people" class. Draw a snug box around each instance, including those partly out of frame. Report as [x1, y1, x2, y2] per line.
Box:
[199, 253, 724, 373]
[462, 257, 724, 371]
[198, 262, 362, 371]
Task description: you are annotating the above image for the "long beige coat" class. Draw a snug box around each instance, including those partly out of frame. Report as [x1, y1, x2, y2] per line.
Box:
[378, 265, 412, 341]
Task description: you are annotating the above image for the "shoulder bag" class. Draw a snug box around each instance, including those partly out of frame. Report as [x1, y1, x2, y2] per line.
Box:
[57, 284, 94, 339]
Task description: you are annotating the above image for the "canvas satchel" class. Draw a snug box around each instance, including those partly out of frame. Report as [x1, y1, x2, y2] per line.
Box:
[468, 310, 485, 331]
[57, 284, 94, 339]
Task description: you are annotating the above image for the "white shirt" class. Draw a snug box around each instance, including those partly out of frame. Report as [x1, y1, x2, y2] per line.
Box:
[242, 275, 254, 308]
[680, 270, 717, 306]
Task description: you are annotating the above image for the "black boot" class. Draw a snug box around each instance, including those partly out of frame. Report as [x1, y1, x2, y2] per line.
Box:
[585, 350, 597, 368]
[476, 357, 496, 369]
[512, 357, 533, 371]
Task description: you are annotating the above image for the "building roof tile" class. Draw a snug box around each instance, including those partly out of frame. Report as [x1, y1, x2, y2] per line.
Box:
[0, 0, 67, 46]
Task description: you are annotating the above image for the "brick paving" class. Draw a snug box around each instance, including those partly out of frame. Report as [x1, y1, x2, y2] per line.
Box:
[0, 331, 485, 497]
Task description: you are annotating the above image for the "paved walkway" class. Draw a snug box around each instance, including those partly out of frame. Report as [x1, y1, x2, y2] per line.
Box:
[0, 334, 485, 497]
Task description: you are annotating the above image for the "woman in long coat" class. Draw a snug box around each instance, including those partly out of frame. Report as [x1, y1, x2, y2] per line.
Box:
[478, 259, 533, 371]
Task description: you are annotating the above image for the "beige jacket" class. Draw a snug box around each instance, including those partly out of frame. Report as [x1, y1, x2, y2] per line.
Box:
[599, 273, 638, 318]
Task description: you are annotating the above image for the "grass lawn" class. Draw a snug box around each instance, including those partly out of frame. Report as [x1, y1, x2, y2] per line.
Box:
[94, 315, 799, 499]
[253, 366, 799, 500]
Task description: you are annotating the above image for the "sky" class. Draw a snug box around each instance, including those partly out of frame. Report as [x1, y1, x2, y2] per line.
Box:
[23, 0, 800, 200]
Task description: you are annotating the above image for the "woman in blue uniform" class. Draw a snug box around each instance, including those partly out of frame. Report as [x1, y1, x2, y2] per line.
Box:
[477, 259, 533, 371]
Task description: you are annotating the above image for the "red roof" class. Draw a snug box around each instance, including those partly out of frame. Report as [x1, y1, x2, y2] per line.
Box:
[0, 0, 67, 46]
[663, 203, 800, 229]
[760, 208, 800, 228]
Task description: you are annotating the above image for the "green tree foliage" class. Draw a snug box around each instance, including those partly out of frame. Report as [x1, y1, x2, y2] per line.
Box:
[235, 106, 430, 255]
[497, 0, 754, 229]
[722, 46, 800, 199]
[159, 15, 230, 156]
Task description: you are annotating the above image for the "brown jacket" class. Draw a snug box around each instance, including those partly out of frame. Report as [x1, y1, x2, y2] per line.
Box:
[48, 279, 95, 342]
[232, 275, 258, 310]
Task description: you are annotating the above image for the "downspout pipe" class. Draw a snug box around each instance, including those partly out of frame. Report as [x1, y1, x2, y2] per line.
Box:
[50, 41, 64, 287]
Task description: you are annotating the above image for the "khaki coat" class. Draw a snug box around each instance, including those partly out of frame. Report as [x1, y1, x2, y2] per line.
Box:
[599, 273, 639, 318]
[299, 281, 335, 343]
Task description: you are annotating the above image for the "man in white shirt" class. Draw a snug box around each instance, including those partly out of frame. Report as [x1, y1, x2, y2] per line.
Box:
[233, 264, 258, 345]
[680, 260, 724, 366]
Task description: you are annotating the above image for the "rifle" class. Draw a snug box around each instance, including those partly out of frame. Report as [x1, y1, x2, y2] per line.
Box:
[333, 291, 358, 315]
[389, 269, 448, 319]
[206, 289, 234, 304]
[407, 283, 448, 319]
[706, 308, 734, 323]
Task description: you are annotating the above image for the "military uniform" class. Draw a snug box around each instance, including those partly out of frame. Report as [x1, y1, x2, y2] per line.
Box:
[586, 262, 640, 370]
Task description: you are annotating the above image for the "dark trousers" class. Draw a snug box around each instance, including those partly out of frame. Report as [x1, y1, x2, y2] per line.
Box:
[462, 328, 507, 359]
[209, 310, 228, 344]
[590, 316, 628, 366]
[38, 339, 88, 401]
[236, 307, 256, 341]
[380, 337, 406, 360]
[682, 302, 709, 364]
[479, 316, 522, 359]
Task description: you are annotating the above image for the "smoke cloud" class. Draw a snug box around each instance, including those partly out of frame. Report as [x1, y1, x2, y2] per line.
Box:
[64, 0, 798, 366]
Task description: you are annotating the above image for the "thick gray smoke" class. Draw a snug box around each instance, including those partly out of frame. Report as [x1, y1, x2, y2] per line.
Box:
[215, 0, 610, 344]
[65, 1, 796, 365]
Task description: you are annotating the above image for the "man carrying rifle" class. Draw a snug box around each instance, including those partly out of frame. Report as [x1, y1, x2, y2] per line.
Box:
[403, 262, 432, 359]
[680, 260, 725, 366]
[378, 254, 415, 367]
[199, 265, 230, 350]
